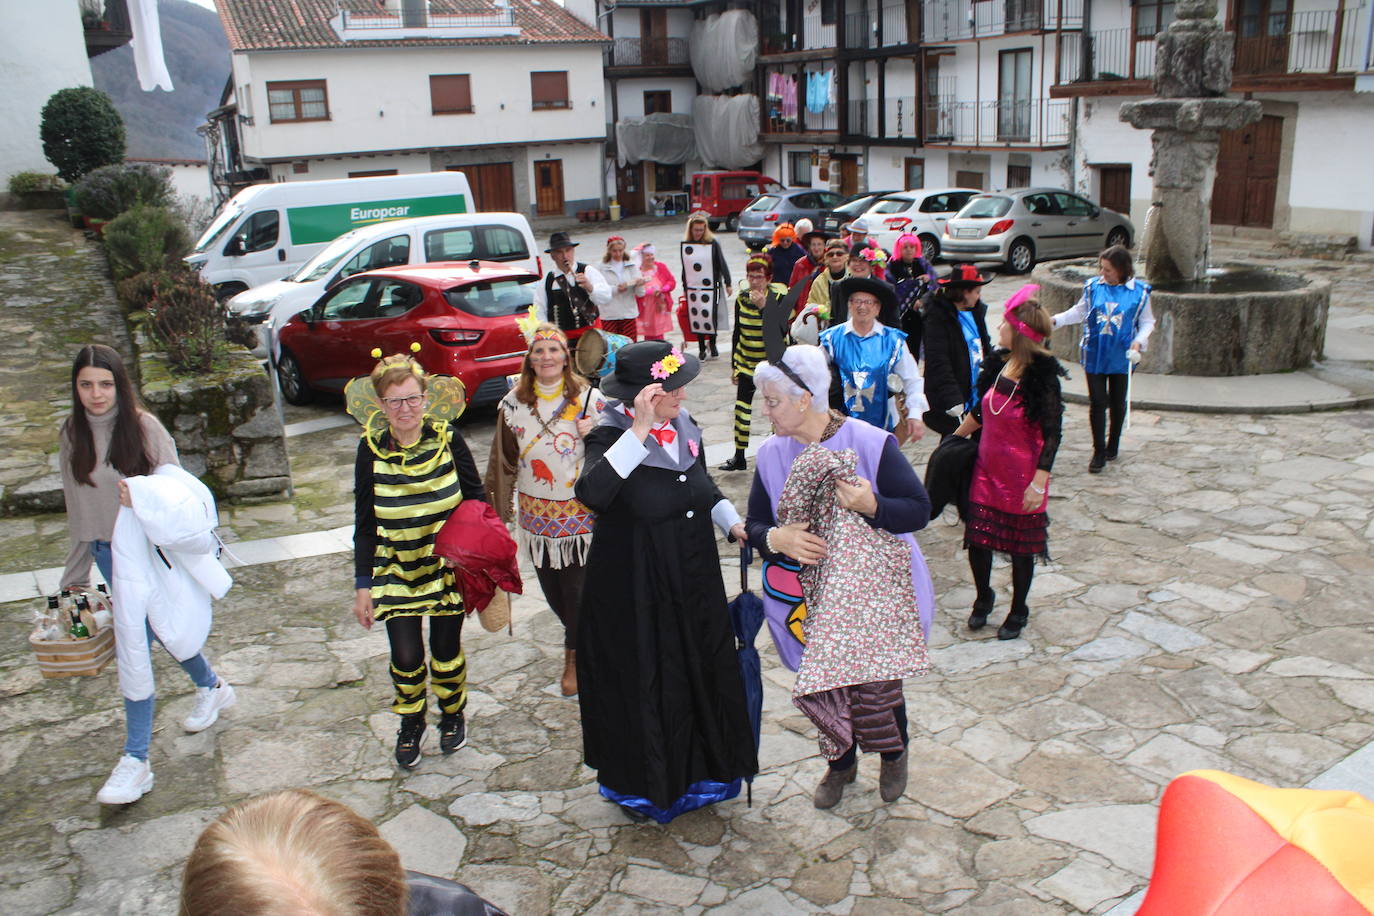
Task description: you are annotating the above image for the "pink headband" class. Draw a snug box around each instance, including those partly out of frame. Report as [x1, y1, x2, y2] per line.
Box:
[607, 235, 625, 245]
[1003, 284, 1045, 343]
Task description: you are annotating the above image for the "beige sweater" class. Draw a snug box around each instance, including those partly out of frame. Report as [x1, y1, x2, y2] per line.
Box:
[59, 409, 178, 589]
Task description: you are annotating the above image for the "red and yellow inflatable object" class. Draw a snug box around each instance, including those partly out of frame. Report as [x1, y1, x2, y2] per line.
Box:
[1139, 770, 1374, 915]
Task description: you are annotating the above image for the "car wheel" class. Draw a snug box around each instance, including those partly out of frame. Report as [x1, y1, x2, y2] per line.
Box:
[708, 220, 721, 231]
[1007, 238, 1036, 274]
[277, 349, 314, 405]
[1106, 227, 1130, 250]
[725, 213, 739, 232]
[919, 233, 941, 262]
[213, 282, 248, 303]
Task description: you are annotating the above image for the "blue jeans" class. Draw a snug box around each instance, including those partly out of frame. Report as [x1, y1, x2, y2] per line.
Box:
[92, 542, 220, 760]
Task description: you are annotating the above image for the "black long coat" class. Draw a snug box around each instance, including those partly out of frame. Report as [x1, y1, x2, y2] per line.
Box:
[574, 410, 758, 808]
[920, 292, 992, 437]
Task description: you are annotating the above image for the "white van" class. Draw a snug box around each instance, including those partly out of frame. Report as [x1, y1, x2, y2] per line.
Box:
[226, 211, 539, 358]
[186, 171, 472, 298]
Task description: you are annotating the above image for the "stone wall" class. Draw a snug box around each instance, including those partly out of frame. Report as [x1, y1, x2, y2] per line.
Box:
[134, 327, 291, 501]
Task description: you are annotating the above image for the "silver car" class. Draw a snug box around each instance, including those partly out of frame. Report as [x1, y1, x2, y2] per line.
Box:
[941, 188, 1134, 273]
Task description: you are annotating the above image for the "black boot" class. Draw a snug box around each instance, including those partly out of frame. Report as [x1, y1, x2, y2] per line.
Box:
[1089, 451, 1106, 473]
[997, 607, 1029, 640]
[709, 337, 719, 359]
[968, 592, 995, 630]
[698, 339, 708, 360]
[719, 451, 747, 471]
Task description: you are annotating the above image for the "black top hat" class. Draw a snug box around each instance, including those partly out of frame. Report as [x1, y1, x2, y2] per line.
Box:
[834, 276, 897, 317]
[939, 263, 991, 289]
[800, 230, 831, 247]
[600, 340, 702, 401]
[545, 231, 579, 253]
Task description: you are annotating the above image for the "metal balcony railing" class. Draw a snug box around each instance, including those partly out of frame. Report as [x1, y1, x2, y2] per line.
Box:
[338, 7, 516, 29]
[1057, 28, 1156, 83]
[605, 37, 691, 68]
[842, 3, 921, 49]
[923, 0, 1083, 42]
[1232, 7, 1365, 76]
[922, 98, 1071, 146]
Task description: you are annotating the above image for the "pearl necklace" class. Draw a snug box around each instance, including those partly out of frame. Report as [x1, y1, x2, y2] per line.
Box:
[987, 368, 1020, 416]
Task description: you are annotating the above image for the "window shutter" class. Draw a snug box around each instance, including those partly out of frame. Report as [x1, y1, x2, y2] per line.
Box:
[430, 75, 472, 114]
[531, 71, 569, 109]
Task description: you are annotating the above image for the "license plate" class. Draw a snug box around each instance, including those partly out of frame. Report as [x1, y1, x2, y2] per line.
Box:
[825, 219, 840, 229]
[955, 228, 979, 238]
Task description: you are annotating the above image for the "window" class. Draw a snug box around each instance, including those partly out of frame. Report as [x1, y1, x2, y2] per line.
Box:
[789, 151, 812, 186]
[1135, 0, 1176, 37]
[338, 235, 411, 283]
[997, 49, 1033, 141]
[921, 192, 975, 213]
[904, 157, 925, 191]
[962, 195, 1012, 218]
[227, 210, 279, 254]
[373, 280, 424, 319]
[444, 277, 538, 318]
[745, 195, 782, 212]
[1053, 192, 1095, 216]
[317, 279, 375, 320]
[821, 0, 837, 26]
[430, 74, 473, 115]
[1007, 164, 1032, 188]
[643, 90, 672, 115]
[348, 169, 398, 178]
[531, 71, 570, 110]
[1022, 192, 1061, 215]
[870, 196, 914, 215]
[267, 80, 329, 123]
[424, 225, 531, 263]
[654, 163, 684, 191]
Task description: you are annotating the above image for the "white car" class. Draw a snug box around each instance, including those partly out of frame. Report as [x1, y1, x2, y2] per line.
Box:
[227, 212, 538, 359]
[859, 187, 982, 261]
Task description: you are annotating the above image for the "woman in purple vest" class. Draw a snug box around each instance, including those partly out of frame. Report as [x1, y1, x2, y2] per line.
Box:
[744, 344, 936, 810]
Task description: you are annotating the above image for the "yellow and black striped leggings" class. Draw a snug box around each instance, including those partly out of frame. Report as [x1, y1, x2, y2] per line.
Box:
[732, 373, 757, 452]
[385, 614, 467, 718]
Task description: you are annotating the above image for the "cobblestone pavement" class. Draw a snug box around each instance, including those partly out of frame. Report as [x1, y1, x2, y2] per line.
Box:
[2, 213, 1373, 914]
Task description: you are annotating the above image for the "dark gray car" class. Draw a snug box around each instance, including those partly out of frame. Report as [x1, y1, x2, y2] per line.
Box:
[737, 188, 848, 249]
[941, 188, 1134, 273]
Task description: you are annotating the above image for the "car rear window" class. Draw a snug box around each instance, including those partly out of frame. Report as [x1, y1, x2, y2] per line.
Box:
[443, 276, 537, 317]
[745, 195, 781, 212]
[868, 197, 913, 215]
[959, 196, 1013, 218]
[424, 225, 530, 263]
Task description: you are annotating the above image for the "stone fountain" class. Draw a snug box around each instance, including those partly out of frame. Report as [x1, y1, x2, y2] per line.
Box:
[1033, 0, 1329, 376]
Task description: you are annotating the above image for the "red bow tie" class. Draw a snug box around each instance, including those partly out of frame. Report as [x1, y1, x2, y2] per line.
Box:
[649, 425, 676, 447]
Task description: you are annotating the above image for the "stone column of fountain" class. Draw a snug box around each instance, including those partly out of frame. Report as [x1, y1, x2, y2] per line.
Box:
[1118, 0, 1261, 284]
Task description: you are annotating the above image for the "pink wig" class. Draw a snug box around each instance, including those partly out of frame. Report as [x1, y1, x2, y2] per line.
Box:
[894, 233, 923, 259]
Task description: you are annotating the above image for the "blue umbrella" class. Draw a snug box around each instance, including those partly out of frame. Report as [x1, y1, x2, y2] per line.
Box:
[728, 543, 765, 805]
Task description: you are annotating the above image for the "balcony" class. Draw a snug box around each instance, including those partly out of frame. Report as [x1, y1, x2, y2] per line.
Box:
[762, 70, 841, 137]
[922, 98, 1070, 147]
[1057, 28, 1156, 85]
[82, 0, 133, 58]
[1232, 6, 1366, 79]
[842, 3, 921, 50]
[760, 12, 837, 54]
[845, 95, 924, 139]
[605, 37, 691, 69]
[332, 4, 519, 41]
[922, 0, 1082, 43]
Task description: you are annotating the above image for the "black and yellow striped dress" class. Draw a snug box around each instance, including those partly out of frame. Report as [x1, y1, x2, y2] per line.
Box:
[354, 419, 480, 621]
[730, 283, 789, 451]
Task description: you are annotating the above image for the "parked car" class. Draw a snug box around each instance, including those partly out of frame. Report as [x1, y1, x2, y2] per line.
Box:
[274, 262, 536, 409]
[822, 190, 901, 235]
[737, 188, 848, 249]
[689, 171, 783, 232]
[859, 187, 982, 262]
[941, 188, 1134, 273]
[227, 212, 538, 360]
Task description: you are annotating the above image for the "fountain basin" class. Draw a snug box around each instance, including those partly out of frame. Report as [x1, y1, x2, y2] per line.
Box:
[1032, 261, 1330, 376]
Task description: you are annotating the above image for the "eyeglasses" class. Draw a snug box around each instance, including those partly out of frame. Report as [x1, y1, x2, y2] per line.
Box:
[381, 394, 424, 410]
[850, 296, 880, 307]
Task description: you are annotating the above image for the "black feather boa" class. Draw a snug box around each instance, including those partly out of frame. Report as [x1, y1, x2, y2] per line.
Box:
[975, 349, 1068, 427]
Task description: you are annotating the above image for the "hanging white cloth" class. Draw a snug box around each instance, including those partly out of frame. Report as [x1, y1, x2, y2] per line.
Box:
[128, 0, 173, 92]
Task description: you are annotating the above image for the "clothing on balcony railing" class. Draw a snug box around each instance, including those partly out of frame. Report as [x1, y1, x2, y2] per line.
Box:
[806, 70, 835, 114]
[768, 73, 799, 122]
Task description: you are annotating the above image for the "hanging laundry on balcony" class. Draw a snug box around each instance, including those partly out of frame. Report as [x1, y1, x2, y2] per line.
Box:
[128, 0, 173, 91]
[805, 71, 834, 115]
[691, 10, 760, 92]
[781, 76, 798, 120]
[693, 95, 765, 170]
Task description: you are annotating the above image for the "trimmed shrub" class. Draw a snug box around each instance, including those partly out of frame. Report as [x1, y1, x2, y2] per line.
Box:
[147, 269, 229, 374]
[115, 271, 160, 314]
[8, 171, 64, 193]
[73, 163, 173, 221]
[40, 87, 126, 184]
[104, 204, 193, 280]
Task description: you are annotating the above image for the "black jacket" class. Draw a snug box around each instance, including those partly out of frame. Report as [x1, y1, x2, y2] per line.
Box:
[920, 291, 992, 436]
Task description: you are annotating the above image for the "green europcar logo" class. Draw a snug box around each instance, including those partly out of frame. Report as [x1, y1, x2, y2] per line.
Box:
[286, 194, 469, 245]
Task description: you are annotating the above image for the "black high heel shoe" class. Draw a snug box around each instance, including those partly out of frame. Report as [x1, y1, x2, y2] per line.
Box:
[997, 608, 1029, 640]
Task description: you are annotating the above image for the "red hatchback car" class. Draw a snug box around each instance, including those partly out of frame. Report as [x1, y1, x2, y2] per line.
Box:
[275, 261, 536, 408]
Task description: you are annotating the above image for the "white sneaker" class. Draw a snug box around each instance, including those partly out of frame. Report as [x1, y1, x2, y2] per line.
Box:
[183, 680, 237, 733]
[97, 755, 154, 805]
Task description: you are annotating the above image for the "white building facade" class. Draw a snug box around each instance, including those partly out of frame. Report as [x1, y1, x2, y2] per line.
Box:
[208, 0, 610, 217]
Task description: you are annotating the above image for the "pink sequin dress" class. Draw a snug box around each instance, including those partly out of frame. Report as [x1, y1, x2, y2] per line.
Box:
[966, 374, 1051, 558]
[636, 261, 676, 341]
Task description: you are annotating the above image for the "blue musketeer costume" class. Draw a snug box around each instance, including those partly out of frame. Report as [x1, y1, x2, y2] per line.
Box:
[820, 277, 929, 433]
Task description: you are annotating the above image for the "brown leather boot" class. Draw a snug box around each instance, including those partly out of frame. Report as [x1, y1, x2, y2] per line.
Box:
[813, 763, 857, 809]
[560, 649, 578, 697]
[879, 750, 909, 803]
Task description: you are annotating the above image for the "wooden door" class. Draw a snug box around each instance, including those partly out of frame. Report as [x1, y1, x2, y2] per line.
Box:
[1233, 0, 1290, 75]
[640, 9, 668, 64]
[616, 162, 645, 217]
[1097, 165, 1131, 215]
[837, 158, 859, 196]
[454, 163, 515, 212]
[1212, 115, 1282, 228]
[955, 169, 985, 190]
[534, 160, 565, 217]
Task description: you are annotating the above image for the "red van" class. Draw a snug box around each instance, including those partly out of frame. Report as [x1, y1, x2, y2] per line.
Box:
[690, 171, 783, 232]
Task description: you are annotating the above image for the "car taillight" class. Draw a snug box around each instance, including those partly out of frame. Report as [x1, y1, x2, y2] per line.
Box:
[764, 213, 778, 221]
[988, 219, 1015, 235]
[885, 217, 911, 230]
[535, 255, 543, 276]
[430, 329, 484, 346]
